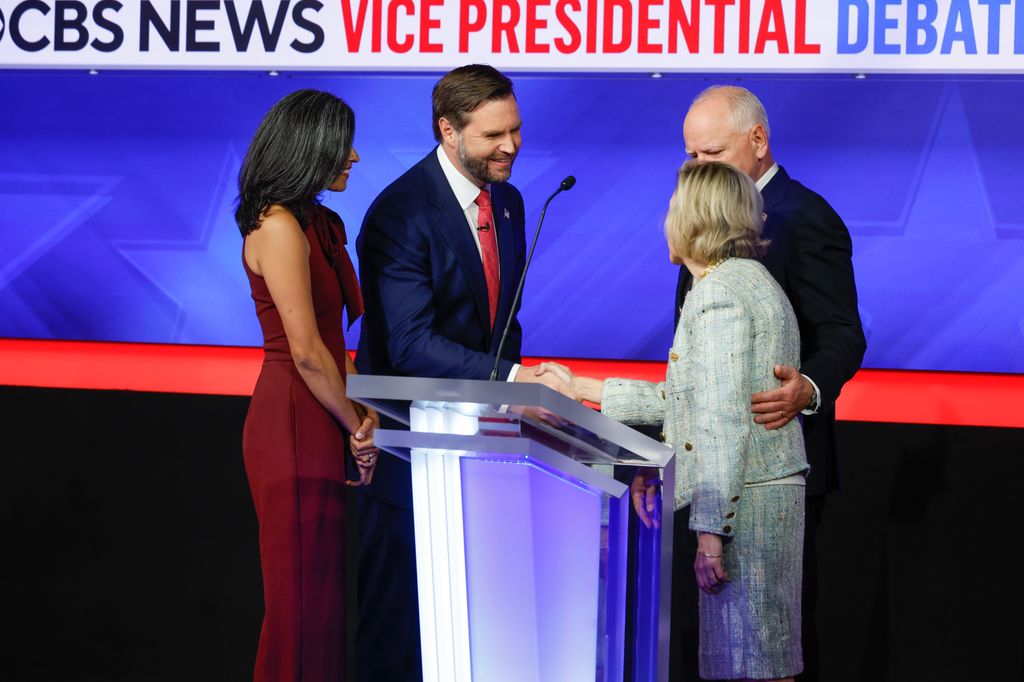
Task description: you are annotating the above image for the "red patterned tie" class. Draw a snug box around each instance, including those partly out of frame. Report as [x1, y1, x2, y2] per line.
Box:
[474, 189, 500, 330]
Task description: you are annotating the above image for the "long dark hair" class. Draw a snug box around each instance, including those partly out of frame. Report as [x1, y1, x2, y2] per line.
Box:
[235, 90, 355, 236]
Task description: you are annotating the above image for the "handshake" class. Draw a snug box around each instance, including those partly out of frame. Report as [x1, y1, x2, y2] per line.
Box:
[512, 361, 605, 406]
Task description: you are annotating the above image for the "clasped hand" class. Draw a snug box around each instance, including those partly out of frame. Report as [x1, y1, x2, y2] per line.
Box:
[518, 362, 605, 403]
[510, 361, 578, 425]
[515, 361, 577, 398]
[347, 404, 380, 487]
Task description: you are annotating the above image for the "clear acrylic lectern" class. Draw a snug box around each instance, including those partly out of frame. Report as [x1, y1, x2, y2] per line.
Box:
[348, 376, 675, 682]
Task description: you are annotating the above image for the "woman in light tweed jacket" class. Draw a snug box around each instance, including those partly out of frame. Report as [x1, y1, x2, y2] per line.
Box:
[574, 161, 808, 681]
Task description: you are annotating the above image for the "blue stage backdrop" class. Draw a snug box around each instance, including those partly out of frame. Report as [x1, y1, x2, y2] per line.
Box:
[0, 71, 1022, 374]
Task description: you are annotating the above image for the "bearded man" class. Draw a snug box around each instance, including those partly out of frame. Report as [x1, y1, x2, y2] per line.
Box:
[353, 64, 564, 681]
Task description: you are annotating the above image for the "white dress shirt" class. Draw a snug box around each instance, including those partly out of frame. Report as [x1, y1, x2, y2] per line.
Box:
[754, 162, 780, 193]
[436, 145, 497, 269]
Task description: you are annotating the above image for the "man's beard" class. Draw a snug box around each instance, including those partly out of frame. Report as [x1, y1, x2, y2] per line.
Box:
[457, 135, 515, 185]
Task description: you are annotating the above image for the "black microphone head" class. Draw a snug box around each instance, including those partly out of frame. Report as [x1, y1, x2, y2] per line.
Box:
[560, 176, 576, 191]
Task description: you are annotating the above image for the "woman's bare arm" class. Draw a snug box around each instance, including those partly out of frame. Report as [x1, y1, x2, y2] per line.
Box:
[246, 207, 363, 435]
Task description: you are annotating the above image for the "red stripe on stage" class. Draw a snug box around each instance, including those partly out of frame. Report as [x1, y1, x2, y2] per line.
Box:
[544, 358, 1024, 429]
[0, 339, 264, 397]
[1, 339, 1021, 429]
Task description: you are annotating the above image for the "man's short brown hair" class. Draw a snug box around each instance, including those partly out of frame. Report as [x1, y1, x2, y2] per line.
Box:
[432, 64, 515, 142]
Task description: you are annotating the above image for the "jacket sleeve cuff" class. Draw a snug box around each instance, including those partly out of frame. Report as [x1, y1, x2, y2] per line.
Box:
[800, 373, 822, 415]
[688, 518, 737, 538]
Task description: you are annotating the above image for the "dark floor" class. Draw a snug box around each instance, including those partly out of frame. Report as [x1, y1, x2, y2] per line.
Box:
[1, 386, 1022, 680]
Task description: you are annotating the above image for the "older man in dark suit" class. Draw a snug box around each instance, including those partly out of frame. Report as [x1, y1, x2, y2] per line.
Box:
[670, 85, 866, 682]
[354, 64, 567, 682]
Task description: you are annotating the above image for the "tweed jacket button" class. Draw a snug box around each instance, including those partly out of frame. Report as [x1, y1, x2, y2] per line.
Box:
[669, 352, 680, 361]
[726, 512, 735, 519]
[660, 389, 666, 400]
[731, 495, 740, 503]
[722, 525, 732, 533]
[684, 442, 693, 451]
[659, 431, 666, 442]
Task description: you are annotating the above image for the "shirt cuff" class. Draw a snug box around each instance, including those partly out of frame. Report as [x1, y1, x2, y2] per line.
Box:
[800, 373, 821, 415]
[505, 363, 520, 382]
[495, 363, 521, 414]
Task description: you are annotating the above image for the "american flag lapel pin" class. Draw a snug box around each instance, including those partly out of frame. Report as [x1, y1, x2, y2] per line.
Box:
[503, 208, 510, 220]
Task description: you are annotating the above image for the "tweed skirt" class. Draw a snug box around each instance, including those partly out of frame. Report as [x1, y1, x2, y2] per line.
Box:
[697, 484, 804, 680]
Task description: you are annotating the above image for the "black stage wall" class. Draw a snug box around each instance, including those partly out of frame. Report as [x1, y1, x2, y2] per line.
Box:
[1, 386, 1021, 681]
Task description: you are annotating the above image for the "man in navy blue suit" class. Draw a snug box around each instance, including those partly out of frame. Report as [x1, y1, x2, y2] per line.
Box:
[670, 86, 866, 682]
[353, 64, 568, 682]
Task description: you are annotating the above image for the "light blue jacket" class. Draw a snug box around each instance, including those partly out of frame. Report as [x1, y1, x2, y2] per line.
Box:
[602, 258, 808, 537]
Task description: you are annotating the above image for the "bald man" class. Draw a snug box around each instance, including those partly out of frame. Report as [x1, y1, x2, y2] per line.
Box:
[671, 85, 866, 682]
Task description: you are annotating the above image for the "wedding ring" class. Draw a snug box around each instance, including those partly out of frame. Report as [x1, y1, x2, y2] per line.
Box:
[779, 410, 785, 419]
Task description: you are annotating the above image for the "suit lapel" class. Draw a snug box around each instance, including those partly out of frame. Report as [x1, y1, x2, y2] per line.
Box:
[491, 184, 518, 344]
[760, 166, 790, 242]
[761, 165, 789, 209]
[422, 151, 491, 336]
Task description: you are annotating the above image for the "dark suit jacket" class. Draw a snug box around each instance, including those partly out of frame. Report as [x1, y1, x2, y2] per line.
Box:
[675, 166, 865, 496]
[356, 148, 527, 507]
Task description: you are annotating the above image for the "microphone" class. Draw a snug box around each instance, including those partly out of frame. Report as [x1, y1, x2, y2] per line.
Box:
[490, 175, 576, 381]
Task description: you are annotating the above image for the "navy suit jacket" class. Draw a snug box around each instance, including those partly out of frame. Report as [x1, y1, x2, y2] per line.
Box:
[356, 148, 527, 507]
[675, 166, 866, 496]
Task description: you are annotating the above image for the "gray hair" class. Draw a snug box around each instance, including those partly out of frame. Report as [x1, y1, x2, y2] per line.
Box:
[692, 85, 771, 138]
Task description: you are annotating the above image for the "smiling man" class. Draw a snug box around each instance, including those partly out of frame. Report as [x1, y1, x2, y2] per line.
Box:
[353, 64, 564, 682]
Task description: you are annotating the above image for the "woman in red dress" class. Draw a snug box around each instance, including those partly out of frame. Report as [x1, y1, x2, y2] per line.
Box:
[235, 90, 379, 682]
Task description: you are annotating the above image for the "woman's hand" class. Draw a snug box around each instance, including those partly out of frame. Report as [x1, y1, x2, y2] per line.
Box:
[527, 362, 577, 400]
[694, 532, 731, 595]
[534, 362, 604, 406]
[630, 467, 662, 529]
[530, 364, 605, 406]
[572, 376, 605, 405]
[347, 407, 380, 487]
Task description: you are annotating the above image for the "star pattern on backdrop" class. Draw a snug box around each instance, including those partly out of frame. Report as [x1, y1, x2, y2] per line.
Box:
[112, 148, 261, 345]
[0, 174, 120, 290]
[0, 174, 121, 336]
[852, 84, 1024, 372]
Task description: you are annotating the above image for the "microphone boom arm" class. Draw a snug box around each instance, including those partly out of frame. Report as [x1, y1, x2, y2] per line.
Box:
[489, 175, 576, 381]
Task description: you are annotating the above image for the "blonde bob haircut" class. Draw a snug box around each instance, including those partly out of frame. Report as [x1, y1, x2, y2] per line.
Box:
[665, 160, 769, 264]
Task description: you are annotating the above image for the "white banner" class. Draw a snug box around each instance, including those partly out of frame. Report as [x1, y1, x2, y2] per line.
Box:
[0, 0, 1021, 72]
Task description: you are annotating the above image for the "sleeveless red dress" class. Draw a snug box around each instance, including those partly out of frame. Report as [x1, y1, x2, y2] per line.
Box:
[241, 206, 363, 682]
